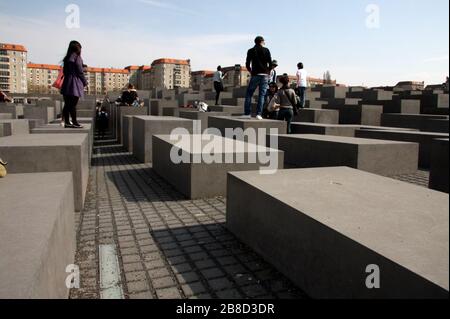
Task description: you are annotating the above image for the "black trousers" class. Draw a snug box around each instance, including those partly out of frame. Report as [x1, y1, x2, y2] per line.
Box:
[63, 95, 79, 125]
[214, 81, 223, 105]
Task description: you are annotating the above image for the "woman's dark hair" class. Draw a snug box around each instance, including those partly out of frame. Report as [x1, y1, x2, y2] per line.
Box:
[217, 66, 222, 71]
[279, 75, 290, 88]
[297, 62, 304, 69]
[128, 83, 135, 90]
[63, 41, 82, 64]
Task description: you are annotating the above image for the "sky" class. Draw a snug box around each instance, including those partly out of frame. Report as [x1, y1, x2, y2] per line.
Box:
[0, 0, 448, 87]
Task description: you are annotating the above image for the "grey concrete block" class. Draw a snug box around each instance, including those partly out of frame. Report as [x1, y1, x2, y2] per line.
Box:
[0, 114, 13, 120]
[122, 115, 134, 152]
[0, 172, 75, 299]
[371, 98, 421, 114]
[0, 104, 24, 119]
[347, 89, 394, 102]
[429, 138, 449, 193]
[150, 100, 180, 117]
[319, 86, 348, 99]
[132, 116, 194, 163]
[0, 134, 89, 211]
[31, 124, 93, 162]
[291, 123, 361, 137]
[293, 109, 339, 124]
[77, 109, 95, 119]
[355, 129, 449, 168]
[209, 105, 244, 114]
[325, 104, 383, 126]
[269, 134, 419, 176]
[227, 167, 449, 299]
[381, 114, 449, 133]
[27, 119, 45, 131]
[0, 119, 30, 136]
[153, 134, 284, 199]
[23, 105, 55, 124]
[117, 106, 149, 144]
[208, 116, 288, 144]
[221, 98, 246, 107]
[179, 111, 225, 131]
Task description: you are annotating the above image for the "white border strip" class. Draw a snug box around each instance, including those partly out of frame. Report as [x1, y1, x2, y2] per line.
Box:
[99, 245, 125, 299]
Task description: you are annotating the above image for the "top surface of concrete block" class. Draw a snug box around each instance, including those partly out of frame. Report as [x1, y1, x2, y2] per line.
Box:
[155, 134, 282, 155]
[275, 133, 417, 146]
[229, 166, 449, 293]
[134, 115, 192, 122]
[0, 133, 88, 146]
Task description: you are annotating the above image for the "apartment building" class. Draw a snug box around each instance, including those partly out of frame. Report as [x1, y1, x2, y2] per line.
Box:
[140, 67, 152, 90]
[150, 58, 190, 90]
[191, 70, 214, 89]
[125, 65, 152, 90]
[84, 67, 129, 95]
[221, 65, 251, 88]
[0, 43, 28, 93]
[27, 63, 61, 94]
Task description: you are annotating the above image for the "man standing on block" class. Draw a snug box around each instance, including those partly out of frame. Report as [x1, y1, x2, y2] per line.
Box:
[296, 62, 308, 109]
[243, 36, 273, 120]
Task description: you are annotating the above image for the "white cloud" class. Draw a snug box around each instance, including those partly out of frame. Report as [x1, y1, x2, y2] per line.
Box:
[137, 0, 198, 16]
[0, 12, 252, 71]
[424, 55, 449, 63]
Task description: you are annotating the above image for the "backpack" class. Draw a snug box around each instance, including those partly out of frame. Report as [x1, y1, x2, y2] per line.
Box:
[0, 158, 7, 178]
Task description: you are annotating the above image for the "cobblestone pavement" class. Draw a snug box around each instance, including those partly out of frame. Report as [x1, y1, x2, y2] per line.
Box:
[70, 139, 430, 300]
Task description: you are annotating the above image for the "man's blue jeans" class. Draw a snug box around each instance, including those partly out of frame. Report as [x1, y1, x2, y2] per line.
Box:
[297, 86, 307, 108]
[244, 75, 269, 116]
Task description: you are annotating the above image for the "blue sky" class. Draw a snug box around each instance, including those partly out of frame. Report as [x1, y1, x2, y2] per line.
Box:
[0, 0, 448, 86]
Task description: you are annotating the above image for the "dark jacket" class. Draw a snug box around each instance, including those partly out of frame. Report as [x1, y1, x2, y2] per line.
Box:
[246, 45, 273, 76]
[61, 53, 88, 98]
[120, 89, 139, 105]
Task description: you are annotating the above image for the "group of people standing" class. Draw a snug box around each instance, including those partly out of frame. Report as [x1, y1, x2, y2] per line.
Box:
[213, 36, 308, 133]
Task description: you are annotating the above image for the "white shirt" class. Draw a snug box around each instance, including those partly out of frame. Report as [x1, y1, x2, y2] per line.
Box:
[296, 69, 308, 88]
[213, 71, 223, 83]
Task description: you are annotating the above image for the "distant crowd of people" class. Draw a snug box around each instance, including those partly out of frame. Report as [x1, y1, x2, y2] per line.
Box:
[2, 36, 306, 135]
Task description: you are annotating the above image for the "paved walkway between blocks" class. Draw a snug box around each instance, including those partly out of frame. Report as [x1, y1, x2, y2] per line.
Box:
[70, 137, 430, 299]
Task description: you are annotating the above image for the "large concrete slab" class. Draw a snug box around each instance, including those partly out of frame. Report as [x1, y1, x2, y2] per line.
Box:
[0, 172, 75, 299]
[133, 116, 194, 163]
[291, 123, 417, 137]
[179, 110, 225, 131]
[381, 114, 449, 133]
[31, 124, 93, 161]
[0, 104, 24, 119]
[208, 116, 288, 144]
[122, 115, 134, 152]
[0, 113, 13, 120]
[293, 109, 339, 124]
[153, 134, 284, 199]
[0, 119, 30, 136]
[269, 134, 419, 176]
[208, 105, 244, 114]
[355, 129, 449, 168]
[325, 104, 383, 126]
[23, 105, 55, 124]
[117, 106, 149, 144]
[429, 138, 449, 193]
[0, 134, 89, 211]
[150, 100, 180, 117]
[227, 167, 449, 299]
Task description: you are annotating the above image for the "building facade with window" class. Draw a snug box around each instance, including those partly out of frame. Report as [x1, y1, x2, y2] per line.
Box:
[27, 63, 61, 94]
[0, 43, 28, 93]
[150, 58, 191, 90]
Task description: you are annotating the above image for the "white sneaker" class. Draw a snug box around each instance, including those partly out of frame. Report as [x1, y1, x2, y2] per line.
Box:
[256, 115, 263, 120]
